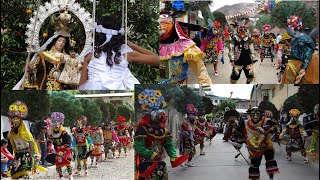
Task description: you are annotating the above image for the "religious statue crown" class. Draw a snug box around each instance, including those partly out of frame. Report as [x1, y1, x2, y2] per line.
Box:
[53, 7, 74, 36]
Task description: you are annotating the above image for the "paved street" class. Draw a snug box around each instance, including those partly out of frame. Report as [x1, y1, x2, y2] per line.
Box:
[9, 150, 134, 180]
[188, 50, 280, 84]
[168, 134, 319, 180]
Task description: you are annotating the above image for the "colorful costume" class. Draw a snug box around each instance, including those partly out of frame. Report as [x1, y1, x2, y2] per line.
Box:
[179, 121, 196, 167]
[260, 24, 275, 65]
[224, 26, 232, 60]
[223, 109, 240, 143]
[277, 32, 292, 82]
[89, 126, 104, 166]
[72, 116, 93, 176]
[306, 104, 319, 162]
[159, 1, 212, 84]
[233, 108, 279, 180]
[102, 123, 119, 160]
[49, 112, 73, 180]
[251, 29, 261, 51]
[201, 20, 224, 76]
[196, 116, 216, 144]
[280, 109, 309, 163]
[8, 101, 40, 179]
[229, 21, 257, 84]
[115, 116, 130, 157]
[282, 16, 319, 84]
[134, 89, 188, 179]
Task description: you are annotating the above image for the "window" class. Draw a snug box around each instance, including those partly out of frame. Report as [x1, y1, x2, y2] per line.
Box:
[272, 88, 276, 98]
[242, 104, 246, 108]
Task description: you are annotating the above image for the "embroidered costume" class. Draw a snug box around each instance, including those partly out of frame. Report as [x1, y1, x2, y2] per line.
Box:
[306, 104, 319, 162]
[201, 20, 224, 76]
[89, 126, 104, 166]
[134, 89, 188, 179]
[102, 122, 119, 160]
[159, 1, 212, 84]
[229, 20, 257, 84]
[8, 101, 40, 179]
[233, 108, 279, 180]
[115, 116, 130, 157]
[72, 116, 93, 176]
[49, 112, 73, 180]
[280, 109, 309, 163]
[277, 32, 292, 82]
[282, 16, 319, 84]
[251, 29, 261, 51]
[260, 24, 275, 66]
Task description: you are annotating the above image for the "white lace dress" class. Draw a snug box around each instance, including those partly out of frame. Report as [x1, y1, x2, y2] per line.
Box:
[78, 44, 140, 90]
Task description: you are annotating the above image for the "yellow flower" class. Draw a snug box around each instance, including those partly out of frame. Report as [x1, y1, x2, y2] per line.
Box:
[19, 105, 27, 113]
[138, 94, 147, 100]
[149, 97, 157, 103]
[162, 101, 167, 107]
[141, 104, 150, 110]
[13, 105, 18, 111]
[154, 90, 162, 97]
[9, 105, 15, 111]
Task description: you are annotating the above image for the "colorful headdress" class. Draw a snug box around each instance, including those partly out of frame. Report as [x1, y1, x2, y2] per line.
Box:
[8, 101, 28, 119]
[262, 24, 271, 32]
[186, 104, 198, 115]
[137, 89, 167, 113]
[117, 116, 126, 123]
[161, 0, 191, 19]
[213, 21, 221, 29]
[287, 16, 302, 30]
[289, 109, 300, 117]
[224, 109, 240, 122]
[77, 115, 87, 128]
[264, 110, 273, 118]
[51, 112, 65, 125]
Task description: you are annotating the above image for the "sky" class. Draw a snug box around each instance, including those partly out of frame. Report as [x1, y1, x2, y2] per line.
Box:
[209, 84, 255, 100]
[210, 0, 256, 11]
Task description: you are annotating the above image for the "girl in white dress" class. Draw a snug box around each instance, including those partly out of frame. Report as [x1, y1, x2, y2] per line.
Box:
[79, 16, 159, 90]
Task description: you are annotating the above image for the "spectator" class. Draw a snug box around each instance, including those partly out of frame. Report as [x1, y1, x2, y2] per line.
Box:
[37, 126, 49, 167]
[193, 27, 204, 48]
[46, 140, 55, 165]
[1, 139, 14, 177]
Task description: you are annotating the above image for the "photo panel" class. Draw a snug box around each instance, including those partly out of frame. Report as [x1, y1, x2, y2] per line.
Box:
[1, 90, 134, 179]
[133, 84, 319, 180]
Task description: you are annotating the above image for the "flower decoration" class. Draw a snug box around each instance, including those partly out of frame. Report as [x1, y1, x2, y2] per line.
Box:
[186, 104, 198, 115]
[262, 24, 271, 32]
[171, 0, 185, 11]
[51, 112, 65, 124]
[289, 109, 300, 117]
[117, 116, 126, 123]
[138, 89, 166, 112]
[287, 16, 302, 30]
[8, 101, 28, 119]
[214, 21, 221, 29]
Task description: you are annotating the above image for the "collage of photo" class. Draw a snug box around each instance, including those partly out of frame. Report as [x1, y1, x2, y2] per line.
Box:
[1, 0, 319, 180]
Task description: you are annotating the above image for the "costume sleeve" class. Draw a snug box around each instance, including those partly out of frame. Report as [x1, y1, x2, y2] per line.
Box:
[164, 132, 177, 159]
[229, 37, 235, 61]
[279, 128, 287, 139]
[8, 134, 17, 152]
[134, 127, 158, 160]
[30, 135, 40, 156]
[87, 136, 93, 145]
[62, 132, 72, 148]
[260, 37, 264, 48]
[249, 39, 257, 61]
[217, 39, 224, 52]
[301, 47, 313, 70]
[299, 126, 308, 137]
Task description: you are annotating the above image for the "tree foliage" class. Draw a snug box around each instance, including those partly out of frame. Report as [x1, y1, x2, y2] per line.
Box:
[80, 98, 102, 126]
[255, 14, 274, 31]
[106, 102, 117, 123]
[116, 104, 132, 122]
[50, 91, 84, 127]
[94, 99, 110, 122]
[269, 1, 316, 29]
[1, 90, 51, 121]
[258, 100, 279, 119]
[1, 0, 159, 89]
[296, 85, 320, 114]
[216, 100, 236, 112]
[212, 11, 227, 29]
[283, 94, 303, 115]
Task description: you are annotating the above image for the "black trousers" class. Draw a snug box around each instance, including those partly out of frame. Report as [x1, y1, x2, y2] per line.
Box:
[230, 64, 254, 84]
[249, 149, 278, 180]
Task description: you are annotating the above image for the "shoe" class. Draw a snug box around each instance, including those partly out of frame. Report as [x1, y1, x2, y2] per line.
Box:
[269, 173, 274, 179]
[286, 156, 292, 161]
[180, 164, 188, 167]
[85, 171, 89, 176]
[214, 71, 218, 76]
[95, 163, 98, 167]
[186, 163, 196, 167]
[69, 175, 73, 180]
[304, 156, 309, 163]
[75, 171, 79, 176]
